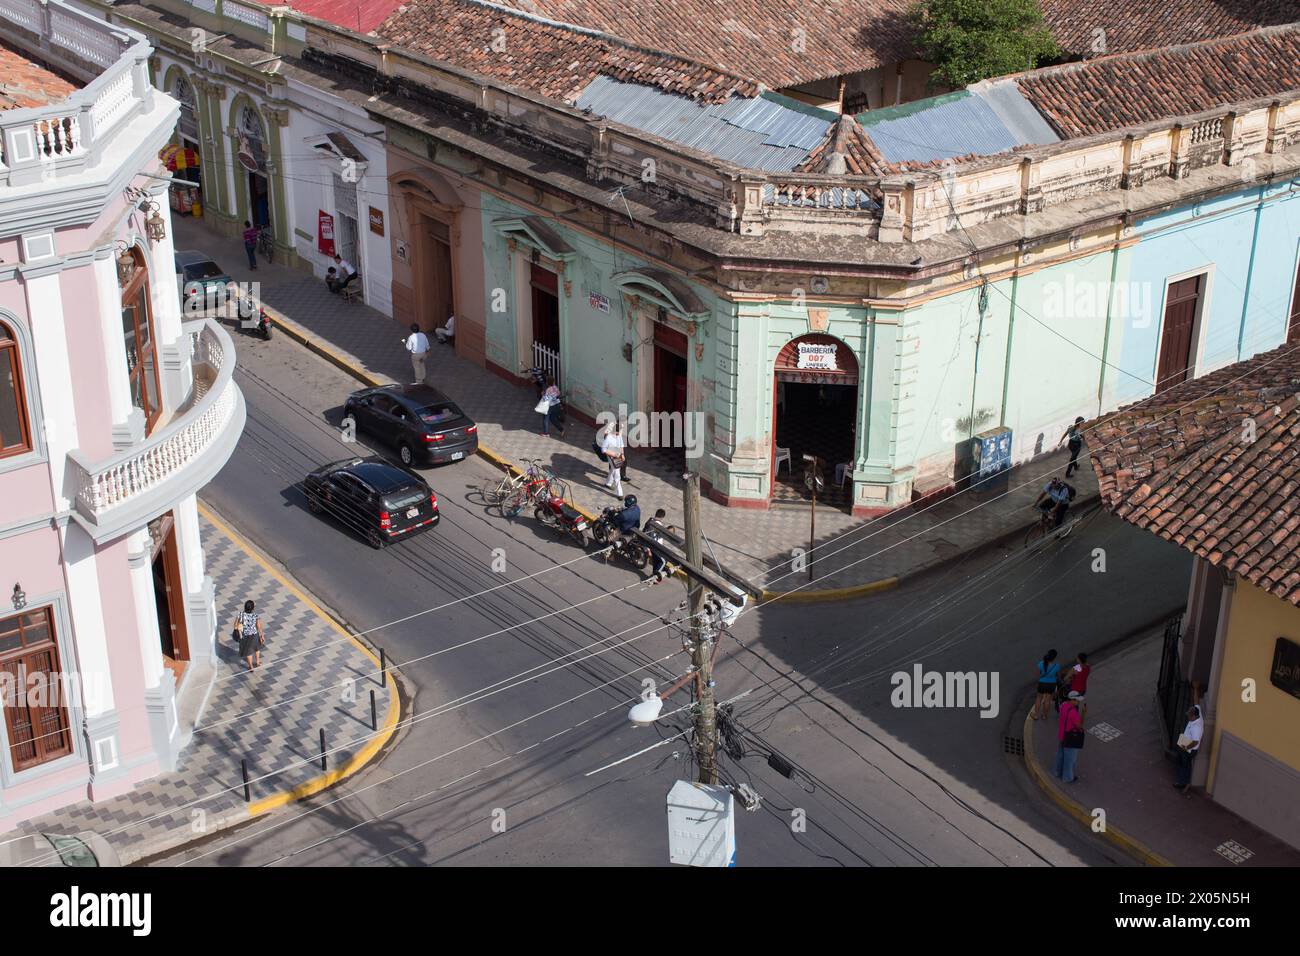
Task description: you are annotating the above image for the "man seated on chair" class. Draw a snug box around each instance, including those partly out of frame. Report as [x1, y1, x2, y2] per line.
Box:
[435, 313, 455, 344]
[327, 255, 358, 294]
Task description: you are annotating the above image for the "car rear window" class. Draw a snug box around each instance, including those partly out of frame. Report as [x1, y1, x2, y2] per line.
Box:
[382, 488, 427, 510]
[416, 403, 460, 426]
[185, 262, 224, 280]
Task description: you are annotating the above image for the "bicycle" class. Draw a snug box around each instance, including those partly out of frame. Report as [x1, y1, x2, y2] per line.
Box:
[257, 226, 274, 263]
[483, 460, 561, 517]
[1024, 503, 1074, 548]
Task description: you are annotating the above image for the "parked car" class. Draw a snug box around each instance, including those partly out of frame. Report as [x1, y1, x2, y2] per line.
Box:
[342, 384, 479, 467]
[303, 456, 439, 548]
[175, 249, 233, 311]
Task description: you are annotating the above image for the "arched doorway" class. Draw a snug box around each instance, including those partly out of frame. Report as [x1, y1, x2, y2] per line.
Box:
[393, 175, 459, 335]
[237, 105, 271, 229]
[167, 73, 203, 216]
[771, 334, 859, 506]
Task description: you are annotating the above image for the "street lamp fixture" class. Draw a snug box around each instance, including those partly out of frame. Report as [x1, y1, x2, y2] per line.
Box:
[145, 202, 167, 243]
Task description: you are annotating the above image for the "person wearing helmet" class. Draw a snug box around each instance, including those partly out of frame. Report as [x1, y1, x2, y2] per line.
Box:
[606, 495, 641, 555]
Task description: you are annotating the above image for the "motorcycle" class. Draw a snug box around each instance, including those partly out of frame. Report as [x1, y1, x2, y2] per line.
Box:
[534, 494, 589, 547]
[591, 508, 650, 570]
[237, 296, 272, 340]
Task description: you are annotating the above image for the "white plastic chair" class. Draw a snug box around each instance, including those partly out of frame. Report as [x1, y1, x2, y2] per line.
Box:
[835, 462, 852, 488]
[774, 446, 791, 476]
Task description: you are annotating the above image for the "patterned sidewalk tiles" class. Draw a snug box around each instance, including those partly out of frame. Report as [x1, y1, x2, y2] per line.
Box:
[11, 507, 398, 864]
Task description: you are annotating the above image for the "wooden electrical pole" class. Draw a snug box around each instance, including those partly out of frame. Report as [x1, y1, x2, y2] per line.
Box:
[683, 472, 718, 785]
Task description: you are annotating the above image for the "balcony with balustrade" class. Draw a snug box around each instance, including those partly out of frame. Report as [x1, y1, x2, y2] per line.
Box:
[66, 319, 246, 544]
[0, 0, 160, 192]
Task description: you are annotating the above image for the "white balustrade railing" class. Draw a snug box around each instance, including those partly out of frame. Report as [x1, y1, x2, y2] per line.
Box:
[70, 321, 239, 521]
[0, 0, 145, 183]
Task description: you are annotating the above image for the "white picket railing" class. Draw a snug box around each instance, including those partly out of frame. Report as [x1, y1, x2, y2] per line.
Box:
[532, 341, 560, 385]
[70, 321, 239, 520]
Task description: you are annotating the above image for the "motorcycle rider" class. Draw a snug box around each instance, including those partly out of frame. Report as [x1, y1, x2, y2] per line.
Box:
[605, 494, 641, 559]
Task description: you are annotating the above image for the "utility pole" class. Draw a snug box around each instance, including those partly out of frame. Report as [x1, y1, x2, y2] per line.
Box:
[683, 472, 717, 785]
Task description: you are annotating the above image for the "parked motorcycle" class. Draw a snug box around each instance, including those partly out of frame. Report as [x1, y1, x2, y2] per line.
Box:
[591, 508, 650, 570]
[534, 494, 589, 547]
[237, 296, 272, 340]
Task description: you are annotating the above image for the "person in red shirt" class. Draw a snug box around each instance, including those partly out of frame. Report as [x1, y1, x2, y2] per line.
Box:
[1064, 652, 1091, 719]
[242, 220, 259, 270]
[1054, 697, 1083, 783]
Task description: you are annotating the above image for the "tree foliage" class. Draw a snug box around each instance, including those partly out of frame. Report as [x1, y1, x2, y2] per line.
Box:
[910, 0, 1060, 89]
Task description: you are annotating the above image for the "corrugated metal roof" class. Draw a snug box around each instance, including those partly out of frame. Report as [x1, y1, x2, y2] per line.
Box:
[576, 76, 833, 172]
[856, 90, 1025, 165]
[968, 79, 1061, 147]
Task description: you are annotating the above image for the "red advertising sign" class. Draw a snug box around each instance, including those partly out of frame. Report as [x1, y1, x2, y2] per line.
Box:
[317, 210, 336, 257]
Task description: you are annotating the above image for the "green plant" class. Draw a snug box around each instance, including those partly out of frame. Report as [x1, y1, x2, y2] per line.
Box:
[910, 0, 1060, 89]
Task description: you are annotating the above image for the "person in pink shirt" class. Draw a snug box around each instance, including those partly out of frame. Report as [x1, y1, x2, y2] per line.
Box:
[1054, 697, 1084, 783]
[242, 220, 259, 270]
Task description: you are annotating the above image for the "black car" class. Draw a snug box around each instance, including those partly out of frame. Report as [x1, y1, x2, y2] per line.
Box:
[303, 457, 439, 548]
[342, 384, 479, 466]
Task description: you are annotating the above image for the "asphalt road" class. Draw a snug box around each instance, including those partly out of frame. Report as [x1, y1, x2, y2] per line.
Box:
[159, 326, 1192, 867]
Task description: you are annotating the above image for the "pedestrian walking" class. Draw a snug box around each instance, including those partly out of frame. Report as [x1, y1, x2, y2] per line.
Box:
[1060, 416, 1086, 477]
[1063, 652, 1091, 720]
[602, 421, 626, 497]
[644, 508, 676, 583]
[1054, 695, 1084, 783]
[242, 220, 259, 270]
[231, 599, 265, 672]
[404, 323, 430, 384]
[538, 376, 564, 436]
[1032, 648, 1060, 720]
[1173, 704, 1204, 793]
[592, 420, 611, 466]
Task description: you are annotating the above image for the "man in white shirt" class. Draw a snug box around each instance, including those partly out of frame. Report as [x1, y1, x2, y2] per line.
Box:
[601, 421, 626, 497]
[328, 255, 357, 293]
[404, 324, 430, 384]
[435, 313, 455, 344]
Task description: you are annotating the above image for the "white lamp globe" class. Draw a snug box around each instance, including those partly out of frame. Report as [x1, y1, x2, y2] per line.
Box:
[628, 698, 663, 725]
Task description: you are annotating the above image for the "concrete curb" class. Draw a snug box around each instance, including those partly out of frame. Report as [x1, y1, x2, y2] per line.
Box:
[268, 308, 1098, 604]
[1021, 708, 1174, 867]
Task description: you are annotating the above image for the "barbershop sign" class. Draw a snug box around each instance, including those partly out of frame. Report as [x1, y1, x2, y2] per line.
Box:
[796, 341, 838, 372]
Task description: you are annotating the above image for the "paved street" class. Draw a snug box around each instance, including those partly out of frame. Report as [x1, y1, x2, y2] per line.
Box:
[140, 318, 1195, 866]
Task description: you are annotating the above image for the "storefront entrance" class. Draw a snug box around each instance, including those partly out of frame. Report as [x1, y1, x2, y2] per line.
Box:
[530, 264, 560, 383]
[148, 513, 189, 680]
[772, 335, 859, 509]
[415, 216, 455, 333]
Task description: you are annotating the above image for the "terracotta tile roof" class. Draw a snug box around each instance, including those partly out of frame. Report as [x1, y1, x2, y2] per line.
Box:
[0, 42, 80, 111]
[377, 0, 757, 102]
[278, 0, 406, 33]
[1041, 0, 1299, 57]
[799, 115, 888, 175]
[1089, 343, 1300, 606]
[1018, 23, 1300, 138]
[482, 0, 917, 89]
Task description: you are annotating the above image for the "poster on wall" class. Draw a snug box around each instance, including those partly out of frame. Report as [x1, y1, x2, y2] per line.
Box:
[588, 291, 610, 313]
[317, 210, 336, 257]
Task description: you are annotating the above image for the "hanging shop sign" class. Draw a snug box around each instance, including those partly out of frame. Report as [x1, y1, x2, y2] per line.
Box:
[774, 334, 858, 385]
[369, 206, 385, 236]
[1271, 637, 1300, 701]
[317, 210, 336, 257]
[236, 132, 259, 172]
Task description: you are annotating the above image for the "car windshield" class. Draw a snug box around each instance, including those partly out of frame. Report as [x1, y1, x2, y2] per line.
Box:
[184, 262, 224, 280]
[416, 403, 459, 426]
[382, 488, 427, 510]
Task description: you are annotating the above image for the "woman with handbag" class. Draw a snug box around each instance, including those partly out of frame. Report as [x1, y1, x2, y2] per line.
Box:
[1054, 695, 1084, 783]
[537, 376, 564, 436]
[231, 599, 265, 672]
[602, 422, 626, 497]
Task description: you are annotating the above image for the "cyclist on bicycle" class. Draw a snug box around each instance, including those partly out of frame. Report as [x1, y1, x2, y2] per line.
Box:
[1034, 476, 1076, 529]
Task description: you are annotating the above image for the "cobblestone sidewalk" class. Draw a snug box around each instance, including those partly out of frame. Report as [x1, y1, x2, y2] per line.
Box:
[174, 218, 1097, 595]
[13, 508, 397, 865]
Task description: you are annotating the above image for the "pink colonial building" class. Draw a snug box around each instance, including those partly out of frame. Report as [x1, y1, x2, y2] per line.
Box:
[0, 1, 244, 829]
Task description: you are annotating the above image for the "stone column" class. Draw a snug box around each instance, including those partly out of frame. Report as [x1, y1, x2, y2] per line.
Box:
[91, 251, 144, 450]
[127, 528, 180, 771]
[22, 268, 78, 509]
[174, 494, 217, 664]
[147, 182, 195, 415]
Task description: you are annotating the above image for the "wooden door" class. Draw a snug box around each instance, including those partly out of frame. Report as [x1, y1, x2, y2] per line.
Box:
[1157, 275, 1202, 392]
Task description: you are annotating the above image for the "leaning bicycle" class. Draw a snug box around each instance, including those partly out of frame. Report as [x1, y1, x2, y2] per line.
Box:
[257, 226, 274, 264]
[1024, 504, 1075, 548]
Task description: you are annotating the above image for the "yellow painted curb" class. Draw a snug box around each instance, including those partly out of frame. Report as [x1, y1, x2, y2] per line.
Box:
[1021, 710, 1173, 867]
[761, 575, 898, 604]
[197, 502, 401, 816]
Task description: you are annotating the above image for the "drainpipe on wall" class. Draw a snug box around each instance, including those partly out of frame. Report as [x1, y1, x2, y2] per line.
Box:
[1095, 239, 1122, 417]
[1235, 187, 1266, 363]
[967, 279, 988, 440]
[998, 273, 1018, 427]
[1199, 571, 1235, 794]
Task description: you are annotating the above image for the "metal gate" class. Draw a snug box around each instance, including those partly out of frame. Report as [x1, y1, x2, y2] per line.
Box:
[1156, 613, 1193, 749]
[532, 341, 560, 386]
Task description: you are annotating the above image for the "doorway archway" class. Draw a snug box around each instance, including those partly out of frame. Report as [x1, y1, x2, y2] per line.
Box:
[771, 334, 859, 507]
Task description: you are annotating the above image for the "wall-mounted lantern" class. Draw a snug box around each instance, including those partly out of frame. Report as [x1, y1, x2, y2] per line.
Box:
[12, 583, 26, 610]
[145, 202, 167, 243]
[115, 242, 136, 287]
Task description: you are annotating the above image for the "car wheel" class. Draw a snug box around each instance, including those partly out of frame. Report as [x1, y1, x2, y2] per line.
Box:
[367, 528, 386, 549]
[398, 443, 414, 466]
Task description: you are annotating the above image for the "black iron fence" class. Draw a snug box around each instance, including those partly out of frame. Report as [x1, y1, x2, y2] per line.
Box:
[1156, 613, 1194, 749]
